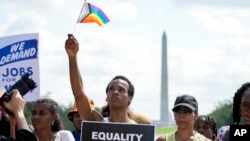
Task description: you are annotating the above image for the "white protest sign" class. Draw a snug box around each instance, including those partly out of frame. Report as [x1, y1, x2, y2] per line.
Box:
[0, 33, 40, 101]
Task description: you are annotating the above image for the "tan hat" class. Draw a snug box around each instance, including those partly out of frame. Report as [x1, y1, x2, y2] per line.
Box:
[67, 98, 94, 121]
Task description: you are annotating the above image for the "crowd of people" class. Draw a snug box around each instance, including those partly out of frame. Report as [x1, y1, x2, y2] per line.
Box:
[0, 34, 248, 140]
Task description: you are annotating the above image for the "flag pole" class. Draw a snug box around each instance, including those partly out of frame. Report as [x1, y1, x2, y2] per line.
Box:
[72, 0, 87, 35]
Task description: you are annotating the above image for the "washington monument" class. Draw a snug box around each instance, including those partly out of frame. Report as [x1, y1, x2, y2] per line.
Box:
[160, 31, 169, 125]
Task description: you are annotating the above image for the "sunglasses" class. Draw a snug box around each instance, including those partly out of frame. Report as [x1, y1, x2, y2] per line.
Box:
[172, 107, 194, 114]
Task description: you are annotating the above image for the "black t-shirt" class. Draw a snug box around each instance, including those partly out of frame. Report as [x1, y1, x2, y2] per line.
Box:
[0, 116, 10, 136]
[0, 129, 38, 141]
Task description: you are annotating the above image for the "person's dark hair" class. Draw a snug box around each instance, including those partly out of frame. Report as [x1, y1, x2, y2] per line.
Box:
[32, 98, 64, 132]
[233, 82, 250, 124]
[101, 104, 110, 117]
[105, 75, 134, 97]
[194, 115, 217, 140]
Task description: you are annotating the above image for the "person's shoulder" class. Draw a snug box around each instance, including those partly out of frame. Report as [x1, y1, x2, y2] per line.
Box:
[56, 130, 74, 137]
[71, 130, 77, 134]
[55, 130, 75, 141]
[133, 113, 151, 124]
[194, 132, 211, 141]
[167, 131, 176, 135]
[222, 129, 230, 141]
[92, 109, 104, 121]
[156, 135, 166, 141]
[165, 131, 176, 141]
[16, 129, 38, 141]
[57, 130, 72, 135]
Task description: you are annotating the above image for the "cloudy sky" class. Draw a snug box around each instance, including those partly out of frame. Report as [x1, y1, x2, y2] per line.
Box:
[1, 0, 250, 121]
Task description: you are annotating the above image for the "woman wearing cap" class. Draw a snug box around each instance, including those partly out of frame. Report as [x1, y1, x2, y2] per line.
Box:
[157, 94, 211, 141]
[65, 34, 136, 124]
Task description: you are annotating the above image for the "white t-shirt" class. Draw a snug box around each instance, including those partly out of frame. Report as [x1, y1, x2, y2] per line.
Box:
[103, 117, 136, 124]
[54, 130, 75, 141]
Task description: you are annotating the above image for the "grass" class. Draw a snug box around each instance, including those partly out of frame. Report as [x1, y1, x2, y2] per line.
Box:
[156, 126, 176, 135]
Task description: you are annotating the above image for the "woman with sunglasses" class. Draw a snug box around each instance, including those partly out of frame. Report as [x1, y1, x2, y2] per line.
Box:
[157, 94, 211, 141]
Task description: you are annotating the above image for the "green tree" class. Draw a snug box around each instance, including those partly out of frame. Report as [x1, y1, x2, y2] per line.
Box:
[59, 105, 74, 130]
[24, 102, 33, 124]
[209, 100, 233, 128]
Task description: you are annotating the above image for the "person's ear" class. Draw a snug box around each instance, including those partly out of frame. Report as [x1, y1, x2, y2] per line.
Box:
[52, 114, 58, 122]
[194, 112, 199, 120]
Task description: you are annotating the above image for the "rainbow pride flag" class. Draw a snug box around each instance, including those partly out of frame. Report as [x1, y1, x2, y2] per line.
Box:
[77, 2, 110, 26]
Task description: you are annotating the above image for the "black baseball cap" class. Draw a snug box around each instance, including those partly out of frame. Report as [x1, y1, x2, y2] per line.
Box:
[172, 94, 198, 111]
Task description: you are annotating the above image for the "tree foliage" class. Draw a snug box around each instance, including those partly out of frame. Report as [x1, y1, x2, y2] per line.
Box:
[209, 100, 233, 128]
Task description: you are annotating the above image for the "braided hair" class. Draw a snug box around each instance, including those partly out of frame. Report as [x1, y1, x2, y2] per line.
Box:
[233, 82, 250, 124]
[194, 115, 218, 140]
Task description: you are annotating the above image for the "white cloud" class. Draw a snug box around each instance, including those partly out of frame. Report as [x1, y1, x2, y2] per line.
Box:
[2, 0, 250, 121]
[172, 0, 250, 7]
[187, 5, 250, 36]
[106, 2, 139, 20]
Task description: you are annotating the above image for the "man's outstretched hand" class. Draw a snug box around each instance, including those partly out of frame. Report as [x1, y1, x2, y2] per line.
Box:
[65, 34, 79, 57]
